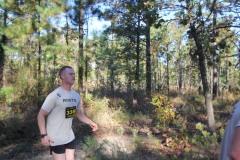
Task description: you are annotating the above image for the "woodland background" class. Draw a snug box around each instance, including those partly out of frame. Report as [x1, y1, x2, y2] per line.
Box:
[0, 0, 240, 159]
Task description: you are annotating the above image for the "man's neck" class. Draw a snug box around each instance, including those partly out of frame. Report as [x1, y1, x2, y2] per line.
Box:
[61, 84, 72, 91]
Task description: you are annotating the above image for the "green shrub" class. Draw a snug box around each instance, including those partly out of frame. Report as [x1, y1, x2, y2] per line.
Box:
[84, 96, 129, 132]
[187, 94, 204, 108]
[132, 128, 141, 147]
[151, 94, 175, 129]
[83, 136, 99, 152]
[82, 136, 108, 160]
[191, 122, 220, 157]
[0, 86, 14, 106]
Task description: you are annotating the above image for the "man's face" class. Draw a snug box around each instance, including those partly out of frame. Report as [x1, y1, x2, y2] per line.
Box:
[62, 68, 75, 84]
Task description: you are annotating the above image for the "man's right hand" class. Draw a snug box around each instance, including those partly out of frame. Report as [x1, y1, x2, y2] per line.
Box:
[41, 135, 54, 147]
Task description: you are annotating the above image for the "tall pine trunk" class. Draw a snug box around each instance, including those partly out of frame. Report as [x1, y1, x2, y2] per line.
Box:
[186, 0, 215, 131]
[132, 10, 141, 108]
[0, 43, 4, 88]
[212, 55, 218, 98]
[225, 52, 229, 91]
[212, 10, 218, 99]
[110, 25, 114, 93]
[146, 26, 151, 95]
[178, 40, 183, 93]
[37, 0, 42, 97]
[190, 24, 215, 131]
[135, 11, 141, 90]
[78, 2, 84, 92]
[0, 10, 7, 88]
[166, 47, 170, 96]
[84, 18, 89, 96]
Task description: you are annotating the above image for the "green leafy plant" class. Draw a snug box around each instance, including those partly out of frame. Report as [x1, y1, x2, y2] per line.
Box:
[82, 136, 101, 159]
[151, 94, 175, 129]
[0, 86, 14, 106]
[132, 128, 141, 147]
[117, 127, 125, 136]
[83, 136, 98, 151]
[191, 123, 220, 158]
[83, 93, 94, 108]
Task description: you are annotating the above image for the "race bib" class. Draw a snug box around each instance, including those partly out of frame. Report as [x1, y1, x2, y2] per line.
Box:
[65, 106, 76, 118]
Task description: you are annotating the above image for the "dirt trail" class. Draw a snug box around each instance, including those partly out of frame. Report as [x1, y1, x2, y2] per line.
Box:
[0, 132, 132, 160]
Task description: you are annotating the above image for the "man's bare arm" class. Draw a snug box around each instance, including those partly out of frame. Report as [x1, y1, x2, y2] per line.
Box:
[37, 109, 53, 146]
[231, 127, 240, 160]
[37, 109, 48, 134]
[76, 109, 98, 131]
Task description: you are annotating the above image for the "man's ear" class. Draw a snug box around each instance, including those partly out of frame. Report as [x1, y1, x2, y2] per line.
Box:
[60, 73, 64, 80]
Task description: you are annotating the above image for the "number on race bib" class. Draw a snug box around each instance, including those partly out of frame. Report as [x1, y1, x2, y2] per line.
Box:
[65, 106, 77, 118]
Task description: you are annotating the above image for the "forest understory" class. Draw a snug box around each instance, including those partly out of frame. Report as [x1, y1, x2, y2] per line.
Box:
[0, 89, 235, 160]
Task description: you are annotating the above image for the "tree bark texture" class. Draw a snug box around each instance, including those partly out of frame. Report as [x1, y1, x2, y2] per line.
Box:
[0, 44, 4, 88]
[146, 26, 151, 95]
[78, 2, 84, 92]
[110, 58, 114, 93]
[212, 10, 218, 99]
[0, 10, 7, 88]
[166, 50, 170, 96]
[206, 93, 215, 131]
[84, 20, 89, 96]
[178, 41, 183, 92]
[190, 24, 215, 131]
[135, 12, 141, 90]
[37, 0, 42, 97]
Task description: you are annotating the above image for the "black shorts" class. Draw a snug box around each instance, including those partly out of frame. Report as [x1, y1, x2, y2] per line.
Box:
[50, 139, 76, 155]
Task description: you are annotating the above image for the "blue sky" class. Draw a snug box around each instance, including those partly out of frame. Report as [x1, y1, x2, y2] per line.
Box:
[51, 13, 110, 38]
[87, 16, 111, 35]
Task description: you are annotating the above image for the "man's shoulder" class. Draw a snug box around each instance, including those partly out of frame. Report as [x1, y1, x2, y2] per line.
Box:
[233, 101, 240, 111]
[71, 90, 80, 98]
[47, 87, 61, 97]
[71, 89, 79, 94]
